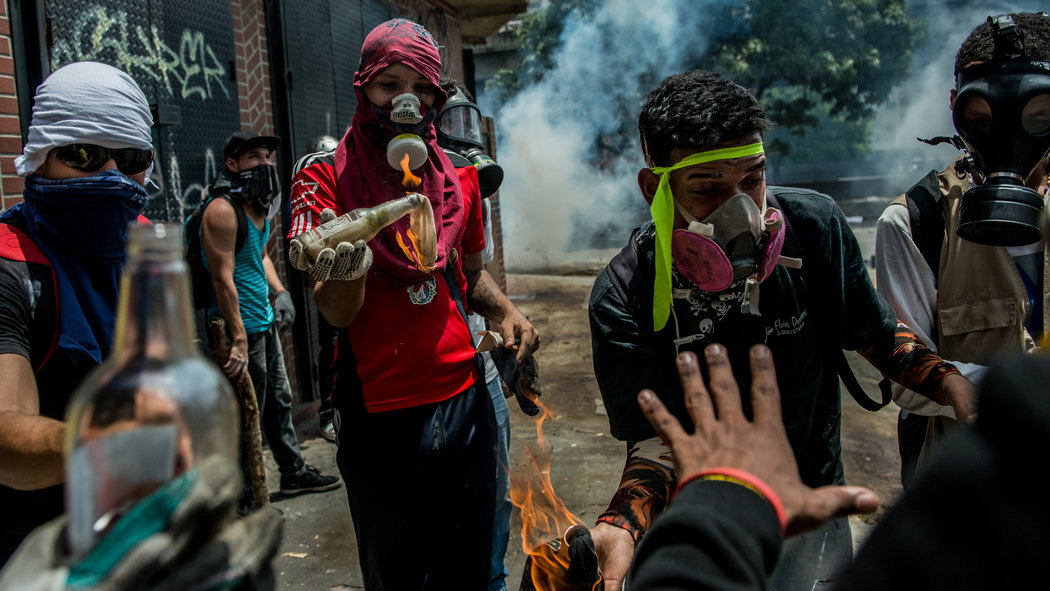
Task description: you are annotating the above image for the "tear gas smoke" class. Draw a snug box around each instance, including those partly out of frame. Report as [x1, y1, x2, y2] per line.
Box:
[492, 0, 1047, 272]
[493, 0, 718, 272]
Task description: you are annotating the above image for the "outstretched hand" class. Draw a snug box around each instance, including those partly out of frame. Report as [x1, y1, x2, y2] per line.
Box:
[638, 344, 879, 537]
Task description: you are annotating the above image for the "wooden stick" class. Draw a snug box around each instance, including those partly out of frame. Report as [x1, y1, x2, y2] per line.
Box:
[208, 317, 269, 509]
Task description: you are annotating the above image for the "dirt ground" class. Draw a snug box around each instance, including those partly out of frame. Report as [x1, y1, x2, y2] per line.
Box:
[270, 236, 903, 590]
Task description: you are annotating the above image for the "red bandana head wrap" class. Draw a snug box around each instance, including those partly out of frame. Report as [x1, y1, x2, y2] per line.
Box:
[334, 18, 463, 285]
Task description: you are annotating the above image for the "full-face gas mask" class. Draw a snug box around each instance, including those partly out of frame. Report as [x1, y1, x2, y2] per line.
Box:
[671, 193, 785, 293]
[952, 14, 1050, 246]
[375, 92, 436, 171]
[436, 91, 504, 197]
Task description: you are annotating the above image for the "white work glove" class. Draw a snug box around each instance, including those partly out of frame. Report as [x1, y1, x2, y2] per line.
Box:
[288, 208, 373, 283]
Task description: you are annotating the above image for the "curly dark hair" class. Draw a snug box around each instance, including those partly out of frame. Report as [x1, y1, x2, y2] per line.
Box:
[638, 70, 772, 167]
[955, 12, 1050, 75]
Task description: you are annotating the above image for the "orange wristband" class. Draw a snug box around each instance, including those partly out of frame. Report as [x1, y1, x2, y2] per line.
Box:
[674, 467, 787, 536]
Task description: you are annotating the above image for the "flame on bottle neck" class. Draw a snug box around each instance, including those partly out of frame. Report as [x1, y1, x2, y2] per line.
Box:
[512, 399, 600, 590]
[395, 228, 436, 273]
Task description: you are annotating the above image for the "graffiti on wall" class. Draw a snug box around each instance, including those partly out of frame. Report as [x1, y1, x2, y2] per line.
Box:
[51, 5, 230, 101]
[145, 147, 219, 222]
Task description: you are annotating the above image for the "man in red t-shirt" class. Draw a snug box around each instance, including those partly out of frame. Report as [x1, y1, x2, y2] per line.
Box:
[286, 19, 539, 590]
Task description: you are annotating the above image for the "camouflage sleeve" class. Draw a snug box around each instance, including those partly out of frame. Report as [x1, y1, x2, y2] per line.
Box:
[595, 438, 675, 544]
[859, 320, 958, 404]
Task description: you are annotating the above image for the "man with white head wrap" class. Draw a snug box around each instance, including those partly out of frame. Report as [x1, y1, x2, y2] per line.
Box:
[0, 61, 155, 565]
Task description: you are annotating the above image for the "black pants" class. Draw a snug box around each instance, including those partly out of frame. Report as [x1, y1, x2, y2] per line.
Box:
[336, 381, 497, 591]
[898, 410, 927, 490]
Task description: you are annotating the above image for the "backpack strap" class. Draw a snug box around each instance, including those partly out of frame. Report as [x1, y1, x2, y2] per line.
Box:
[0, 221, 50, 265]
[768, 192, 891, 411]
[214, 194, 249, 254]
[903, 169, 945, 286]
[438, 256, 485, 380]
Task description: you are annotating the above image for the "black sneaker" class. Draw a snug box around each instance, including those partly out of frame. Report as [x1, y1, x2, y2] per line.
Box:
[280, 465, 341, 496]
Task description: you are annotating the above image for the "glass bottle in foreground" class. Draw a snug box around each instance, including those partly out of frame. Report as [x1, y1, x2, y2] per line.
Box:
[63, 223, 239, 559]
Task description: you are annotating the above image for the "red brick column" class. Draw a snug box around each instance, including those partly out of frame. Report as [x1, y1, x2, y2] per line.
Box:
[230, 0, 304, 401]
[0, 1, 24, 210]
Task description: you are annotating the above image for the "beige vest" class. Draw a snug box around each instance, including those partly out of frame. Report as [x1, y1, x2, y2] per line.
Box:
[892, 163, 1044, 362]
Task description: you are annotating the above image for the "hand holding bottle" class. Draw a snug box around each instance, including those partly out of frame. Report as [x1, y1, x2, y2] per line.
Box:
[289, 208, 374, 282]
[287, 193, 435, 282]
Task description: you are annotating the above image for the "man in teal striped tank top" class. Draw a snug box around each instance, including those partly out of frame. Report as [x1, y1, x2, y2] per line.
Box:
[201, 131, 340, 514]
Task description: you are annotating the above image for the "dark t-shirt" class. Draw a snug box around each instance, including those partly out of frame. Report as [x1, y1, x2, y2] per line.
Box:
[589, 187, 896, 487]
[0, 213, 88, 566]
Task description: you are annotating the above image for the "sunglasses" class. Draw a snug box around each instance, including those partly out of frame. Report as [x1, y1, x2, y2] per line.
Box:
[50, 144, 154, 175]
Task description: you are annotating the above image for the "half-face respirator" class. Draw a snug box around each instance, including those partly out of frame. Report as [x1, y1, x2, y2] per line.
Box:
[649, 142, 799, 330]
[378, 92, 435, 171]
[671, 193, 785, 293]
[952, 14, 1050, 247]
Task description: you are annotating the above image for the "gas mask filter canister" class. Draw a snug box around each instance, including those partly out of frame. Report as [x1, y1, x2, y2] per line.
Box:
[385, 92, 429, 171]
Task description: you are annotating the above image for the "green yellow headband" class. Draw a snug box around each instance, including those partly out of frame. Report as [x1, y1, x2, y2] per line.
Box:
[648, 141, 765, 331]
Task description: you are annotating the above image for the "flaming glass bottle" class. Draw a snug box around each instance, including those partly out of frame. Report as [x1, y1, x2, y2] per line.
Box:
[63, 223, 239, 559]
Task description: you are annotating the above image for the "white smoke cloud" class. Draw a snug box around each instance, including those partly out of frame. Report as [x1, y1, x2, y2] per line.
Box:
[495, 0, 1048, 271]
[494, 0, 718, 272]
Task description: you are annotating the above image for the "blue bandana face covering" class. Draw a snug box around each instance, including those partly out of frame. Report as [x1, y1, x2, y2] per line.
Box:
[23, 170, 149, 263]
[2, 169, 149, 366]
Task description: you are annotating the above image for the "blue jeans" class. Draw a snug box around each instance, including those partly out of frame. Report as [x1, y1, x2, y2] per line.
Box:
[486, 374, 511, 591]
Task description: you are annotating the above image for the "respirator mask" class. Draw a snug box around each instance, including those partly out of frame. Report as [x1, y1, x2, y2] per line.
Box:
[952, 14, 1050, 247]
[436, 92, 504, 197]
[374, 92, 436, 171]
[232, 164, 281, 219]
[671, 193, 785, 293]
[649, 142, 802, 331]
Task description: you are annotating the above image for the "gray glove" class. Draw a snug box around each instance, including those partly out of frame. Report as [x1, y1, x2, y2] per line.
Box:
[273, 290, 295, 330]
[288, 208, 373, 283]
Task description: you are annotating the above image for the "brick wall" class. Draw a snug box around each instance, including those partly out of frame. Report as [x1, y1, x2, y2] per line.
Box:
[0, 1, 23, 210]
[230, 0, 304, 400]
[481, 116, 506, 291]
